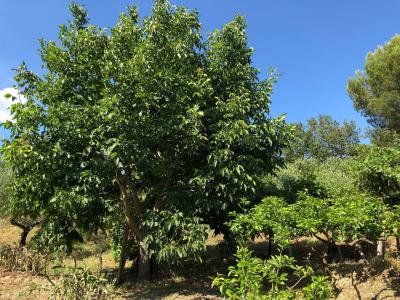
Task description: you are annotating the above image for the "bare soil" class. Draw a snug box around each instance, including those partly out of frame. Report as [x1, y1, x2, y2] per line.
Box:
[0, 270, 49, 300]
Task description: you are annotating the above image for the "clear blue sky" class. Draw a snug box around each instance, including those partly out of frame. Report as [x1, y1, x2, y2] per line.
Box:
[1, 1, 400, 138]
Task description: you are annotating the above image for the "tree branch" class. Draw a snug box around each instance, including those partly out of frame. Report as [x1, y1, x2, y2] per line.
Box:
[313, 233, 328, 243]
[346, 238, 375, 246]
[115, 173, 142, 239]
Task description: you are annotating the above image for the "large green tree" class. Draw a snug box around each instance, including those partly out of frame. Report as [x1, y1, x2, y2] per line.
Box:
[285, 115, 360, 162]
[2, 1, 291, 279]
[347, 35, 400, 144]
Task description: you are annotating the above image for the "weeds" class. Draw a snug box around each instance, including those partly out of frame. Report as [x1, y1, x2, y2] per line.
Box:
[0, 244, 50, 275]
[48, 267, 116, 300]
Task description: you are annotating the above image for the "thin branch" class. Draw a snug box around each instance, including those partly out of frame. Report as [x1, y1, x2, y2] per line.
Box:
[346, 237, 375, 246]
[290, 275, 307, 290]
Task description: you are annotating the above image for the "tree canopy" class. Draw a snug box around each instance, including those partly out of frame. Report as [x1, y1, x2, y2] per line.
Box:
[347, 35, 400, 144]
[2, 0, 291, 279]
[285, 115, 360, 162]
[357, 146, 400, 206]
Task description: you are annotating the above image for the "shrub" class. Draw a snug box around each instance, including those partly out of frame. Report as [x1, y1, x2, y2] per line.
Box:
[0, 244, 49, 275]
[212, 247, 333, 299]
[48, 267, 116, 300]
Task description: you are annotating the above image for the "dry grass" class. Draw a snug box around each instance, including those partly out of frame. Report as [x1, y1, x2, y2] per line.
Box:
[0, 219, 38, 246]
[0, 270, 49, 300]
[62, 239, 118, 272]
[334, 267, 400, 299]
[1, 221, 400, 299]
[0, 219, 21, 245]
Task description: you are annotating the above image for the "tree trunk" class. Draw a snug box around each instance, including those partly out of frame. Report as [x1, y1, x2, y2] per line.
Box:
[377, 238, 385, 258]
[150, 255, 157, 278]
[10, 218, 35, 248]
[337, 244, 343, 262]
[324, 240, 336, 264]
[138, 240, 151, 280]
[355, 243, 366, 260]
[396, 236, 400, 258]
[19, 229, 29, 248]
[287, 245, 293, 257]
[116, 222, 130, 284]
[115, 171, 150, 280]
[267, 233, 273, 257]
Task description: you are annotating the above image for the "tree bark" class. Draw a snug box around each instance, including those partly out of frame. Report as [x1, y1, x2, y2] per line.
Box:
[115, 171, 151, 280]
[10, 218, 40, 248]
[19, 229, 29, 248]
[337, 244, 343, 262]
[116, 222, 130, 284]
[138, 240, 151, 280]
[267, 231, 273, 257]
[377, 238, 385, 258]
[396, 236, 400, 258]
[287, 245, 294, 257]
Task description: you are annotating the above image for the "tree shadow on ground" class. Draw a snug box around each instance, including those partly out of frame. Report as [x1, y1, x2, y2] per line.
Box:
[102, 236, 400, 299]
[248, 237, 398, 299]
[119, 243, 228, 299]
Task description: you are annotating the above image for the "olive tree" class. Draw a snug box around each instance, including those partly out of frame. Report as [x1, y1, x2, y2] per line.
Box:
[2, 1, 291, 280]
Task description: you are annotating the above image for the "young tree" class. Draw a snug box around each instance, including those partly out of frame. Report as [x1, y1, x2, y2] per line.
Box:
[212, 248, 333, 299]
[356, 146, 400, 255]
[2, 1, 291, 279]
[347, 35, 400, 144]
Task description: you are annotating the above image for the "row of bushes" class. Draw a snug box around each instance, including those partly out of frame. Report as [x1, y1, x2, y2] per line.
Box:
[230, 194, 399, 260]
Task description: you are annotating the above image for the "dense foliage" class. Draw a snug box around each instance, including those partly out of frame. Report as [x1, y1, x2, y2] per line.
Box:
[347, 35, 400, 144]
[0, 163, 11, 218]
[262, 157, 357, 203]
[1, 0, 291, 279]
[212, 248, 333, 300]
[356, 146, 400, 205]
[286, 115, 360, 162]
[2, 1, 400, 298]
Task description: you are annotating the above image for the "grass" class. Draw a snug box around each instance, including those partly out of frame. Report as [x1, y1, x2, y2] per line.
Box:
[62, 239, 118, 273]
[1, 219, 400, 299]
[0, 219, 21, 245]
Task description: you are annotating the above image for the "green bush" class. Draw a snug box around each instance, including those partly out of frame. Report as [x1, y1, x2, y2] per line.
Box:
[212, 248, 333, 299]
[262, 157, 357, 203]
[48, 267, 116, 300]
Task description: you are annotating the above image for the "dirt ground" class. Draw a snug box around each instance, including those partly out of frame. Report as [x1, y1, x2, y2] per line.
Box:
[0, 270, 49, 300]
[1, 261, 400, 299]
[1, 220, 400, 299]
